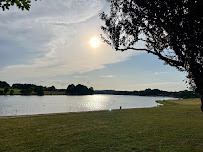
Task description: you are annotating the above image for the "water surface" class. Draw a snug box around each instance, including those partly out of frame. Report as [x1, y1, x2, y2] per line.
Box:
[0, 95, 175, 116]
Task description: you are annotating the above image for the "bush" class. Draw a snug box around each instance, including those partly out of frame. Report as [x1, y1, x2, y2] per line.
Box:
[10, 90, 14, 95]
[4, 88, 9, 95]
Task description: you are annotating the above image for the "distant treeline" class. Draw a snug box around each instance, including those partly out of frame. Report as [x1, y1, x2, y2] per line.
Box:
[94, 89, 200, 99]
[0, 81, 92, 96]
[0, 81, 200, 98]
[0, 81, 10, 88]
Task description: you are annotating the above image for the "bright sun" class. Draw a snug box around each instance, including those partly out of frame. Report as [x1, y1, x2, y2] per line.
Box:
[90, 37, 100, 48]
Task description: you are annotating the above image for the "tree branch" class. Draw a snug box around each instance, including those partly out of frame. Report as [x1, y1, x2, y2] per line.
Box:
[116, 46, 184, 68]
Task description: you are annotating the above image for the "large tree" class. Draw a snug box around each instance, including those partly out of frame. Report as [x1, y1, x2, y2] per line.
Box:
[100, 0, 203, 111]
[0, 0, 37, 11]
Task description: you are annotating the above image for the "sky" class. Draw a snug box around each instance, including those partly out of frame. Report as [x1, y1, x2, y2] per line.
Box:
[0, 0, 187, 91]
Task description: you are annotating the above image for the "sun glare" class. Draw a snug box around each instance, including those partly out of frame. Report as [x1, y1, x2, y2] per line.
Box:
[90, 37, 100, 48]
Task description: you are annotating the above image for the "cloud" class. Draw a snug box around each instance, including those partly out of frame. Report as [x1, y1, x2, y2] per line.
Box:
[100, 75, 116, 78]
[74, 76, 88, 79]
[0, 0, 141, 81]
[154, 72, 169, 75]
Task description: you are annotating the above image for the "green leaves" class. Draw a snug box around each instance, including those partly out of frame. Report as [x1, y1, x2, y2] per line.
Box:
[0, 0, 37, 11]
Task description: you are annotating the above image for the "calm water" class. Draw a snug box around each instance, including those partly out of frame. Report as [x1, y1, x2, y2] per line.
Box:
[0, 95, 175, 116]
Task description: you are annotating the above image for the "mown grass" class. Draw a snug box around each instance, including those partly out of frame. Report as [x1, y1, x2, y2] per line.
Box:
[0, 98, 202, 152]
[156, 100, 178, 106]
[0, 88, 21, 95]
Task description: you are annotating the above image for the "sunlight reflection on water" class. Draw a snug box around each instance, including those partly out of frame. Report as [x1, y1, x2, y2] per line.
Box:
[0, 95, 175, 116]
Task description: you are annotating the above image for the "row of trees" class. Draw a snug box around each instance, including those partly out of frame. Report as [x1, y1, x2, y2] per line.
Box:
[1, 81, 94, 96]
[0, 88, 14, 95]
[0, 82, 45, 96]
[0, 81, 199, 98]
[66, 84, 94, 95]
[94, 89, 200, 99]
[20, 86, 44, 96]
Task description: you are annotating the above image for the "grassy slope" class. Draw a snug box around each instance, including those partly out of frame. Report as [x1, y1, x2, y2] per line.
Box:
[0, 99, 203, 152]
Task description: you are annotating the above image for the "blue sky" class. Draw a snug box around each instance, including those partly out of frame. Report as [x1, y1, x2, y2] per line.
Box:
[0, 0, 187, 91]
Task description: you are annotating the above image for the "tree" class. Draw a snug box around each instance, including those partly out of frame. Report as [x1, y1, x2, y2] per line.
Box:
[46, 86, 56, 91]
[10, 90, 14, 95]
[4, 88, 9, 95]
[0, 90, 4, 95]
[100, 0, 203, 111]
[66, 84, 76, 95]
[0, 81, 10, 88]
[66, 84, 94, 95]
[21, 88, 32, 95]
[0, 0, 37, 11]
[34, 86, 44, 96]
[89, 87, 94, 95]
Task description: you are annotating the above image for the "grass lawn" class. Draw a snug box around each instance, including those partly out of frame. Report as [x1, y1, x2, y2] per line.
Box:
[0, 98, 202, 152]
[0, 88, 66, 95]
[44, 91, 66, 95]
[0, 88, 21, 95]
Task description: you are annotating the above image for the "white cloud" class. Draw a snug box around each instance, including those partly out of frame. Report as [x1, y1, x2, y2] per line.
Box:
[74, 76, 88, 79]
[0, 0, 141, 81]
[154, 72, 169, 75]
[100, 75, 116, 78]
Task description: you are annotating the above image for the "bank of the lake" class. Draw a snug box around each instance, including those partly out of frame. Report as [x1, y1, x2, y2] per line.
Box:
[0, 98, 202, 152]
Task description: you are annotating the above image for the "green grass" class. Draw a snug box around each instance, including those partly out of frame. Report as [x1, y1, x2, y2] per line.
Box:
[0, 99, 203, 152]
[0, 88, 21, 95]
[44, 91, 66, 95]
[0, 88, 66, 95]
[156, 100, 178, 106]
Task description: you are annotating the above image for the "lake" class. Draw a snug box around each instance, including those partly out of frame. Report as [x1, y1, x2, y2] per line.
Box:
[0, 95, 175, 116]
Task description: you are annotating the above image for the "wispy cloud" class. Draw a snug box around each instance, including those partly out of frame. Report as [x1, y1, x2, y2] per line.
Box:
[100, 75, 116, 78]
[74, 76, 88, 79]
[154, 72, 169, 75]
[0, 0, 141, 81]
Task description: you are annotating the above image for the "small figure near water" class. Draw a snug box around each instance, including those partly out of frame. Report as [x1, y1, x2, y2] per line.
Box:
[120, 106, 122, 109]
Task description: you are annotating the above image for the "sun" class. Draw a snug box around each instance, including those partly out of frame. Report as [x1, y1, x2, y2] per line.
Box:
[90, 37, 100, 48]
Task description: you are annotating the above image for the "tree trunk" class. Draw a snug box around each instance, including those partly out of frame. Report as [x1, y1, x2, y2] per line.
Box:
[201, 95, 203, 112]
[195, 76, 203, 112]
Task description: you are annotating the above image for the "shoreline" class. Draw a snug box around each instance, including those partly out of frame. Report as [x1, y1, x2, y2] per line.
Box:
[0, 102, 165, 119]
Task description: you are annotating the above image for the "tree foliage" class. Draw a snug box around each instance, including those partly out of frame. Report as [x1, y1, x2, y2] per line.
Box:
[66, 84, 94, 95]
[34, 86, 44, 96]
[0, 90, 4, 95]
[4, 87, 9, 95]
[10, 90, 14, 95]
[101, 0, 203, 110]
[95, 89, 199, 98]
[0, 81, 10, 88]
[0, 0, 37, 11]
[21, 88, 32, 95]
